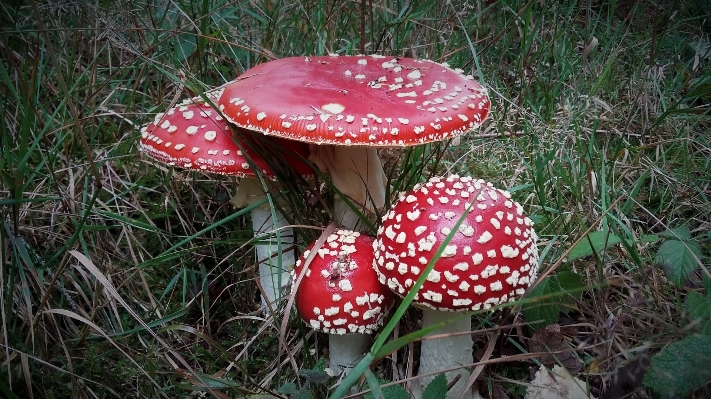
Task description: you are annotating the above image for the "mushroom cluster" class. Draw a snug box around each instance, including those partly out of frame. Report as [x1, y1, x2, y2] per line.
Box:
[373, 175, 539, 399]
[140, 55, 517, 395]
[293, 229, 395, 376]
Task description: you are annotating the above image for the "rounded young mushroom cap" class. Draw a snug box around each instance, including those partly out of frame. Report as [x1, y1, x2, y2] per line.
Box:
[217, 55, 490, 147]
[139, 96, 313, 177]
[293, 230, 395, 334]
[373, 175, 539, 311]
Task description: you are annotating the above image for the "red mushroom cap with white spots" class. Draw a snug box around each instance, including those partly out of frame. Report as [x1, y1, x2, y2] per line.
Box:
[217, 55, 490, 147]
[293, 230, 395, 335]
[373, 175, 539, 312]
[139, 96, 313, 177]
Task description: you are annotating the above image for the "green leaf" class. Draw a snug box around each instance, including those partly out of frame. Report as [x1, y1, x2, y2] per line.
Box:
[277, 382, 297, 395]
[422, 374, 448, 399]
[363, 380, 409, 399]
[556, 271, 584, 293]
[555, 271, 584, 314]
[656, 239, 702, 287]
[291, 388, 314, 399]
[640, 234, 661, 243]
[685, 292, 711, 335]
[522, 276, 562, 331]
[567, 230, 621, 261]
[298, 369, 330, 384]
[658, 227, 692, 241]
[643, 335, 711, 397]
[313, 357, 328, 372]
[175, 33, 197, 61]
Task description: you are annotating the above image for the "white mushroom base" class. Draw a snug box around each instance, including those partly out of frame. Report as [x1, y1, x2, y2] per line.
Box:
[328, 333, 371, 377]
[232, 178, 295, 312]
[413, 308, 474, 399]
[251, 206, 295, 311]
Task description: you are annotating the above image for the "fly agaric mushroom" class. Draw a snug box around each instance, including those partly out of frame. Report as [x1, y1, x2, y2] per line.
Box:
[373, 175, 539, 399]
[293, 229, 395, 376]
[217, 55, 490, 230]
[139, 94, 313, 311]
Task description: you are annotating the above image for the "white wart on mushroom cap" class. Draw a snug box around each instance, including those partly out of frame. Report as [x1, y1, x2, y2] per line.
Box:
[373, 175, 539, 311]
[139, 95, 313, 177]
[293, 230, 395, 334]
[217, 55, 490, 147]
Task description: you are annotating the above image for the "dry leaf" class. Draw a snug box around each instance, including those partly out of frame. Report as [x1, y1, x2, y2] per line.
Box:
[525, 365, 596, 399]
[527, 324, 582, 374]
[583, 37, 599, 58]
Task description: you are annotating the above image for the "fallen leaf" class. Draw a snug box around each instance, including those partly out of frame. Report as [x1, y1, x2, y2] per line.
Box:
[528, 324, 582, 374]
[583, 37, 598, 57]
[525, 365, 596, 399]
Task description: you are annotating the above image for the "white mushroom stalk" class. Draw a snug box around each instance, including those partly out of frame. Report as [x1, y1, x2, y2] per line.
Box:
[138, 97, 313, 313]
[308, 145, 386, 231]
[373, 175, 539, 399]
[293, 230, 395, 377]
[230, 179, 297, 310]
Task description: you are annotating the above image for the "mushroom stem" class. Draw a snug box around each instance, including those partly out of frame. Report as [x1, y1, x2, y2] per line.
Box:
[333, 199, 363, 231]
[413, 308, 473, 399]
[309, 146, 386, 231]
[328, 333, 371, 376]
[251, 207, 295, 309]
[232, 178, 295, 311]
[306, 146, 386, 374]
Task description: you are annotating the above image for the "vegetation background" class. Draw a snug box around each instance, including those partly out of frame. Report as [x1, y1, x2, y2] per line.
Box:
[1, 0, 710, 398]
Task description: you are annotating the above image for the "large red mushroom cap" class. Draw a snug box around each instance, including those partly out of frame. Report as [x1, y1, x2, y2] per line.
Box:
[139, 94, 313, 177]
[217, 55, 490, 147]
[373, 175, 539, 311]
[293, 230, 395, 334]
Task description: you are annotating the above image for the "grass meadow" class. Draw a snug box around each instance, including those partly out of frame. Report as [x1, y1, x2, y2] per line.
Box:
[1, 0, 710, 398]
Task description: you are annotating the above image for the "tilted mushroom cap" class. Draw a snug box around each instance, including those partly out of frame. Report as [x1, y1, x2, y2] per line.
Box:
[217, 55, 490, 147]
[293, 230, 395, 335]
[373, 175, 539, 312]
[139, 94, 313, 178]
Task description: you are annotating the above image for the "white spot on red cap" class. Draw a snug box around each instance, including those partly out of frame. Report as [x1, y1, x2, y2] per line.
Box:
[477, 231, 493, 244]
[204, 131, 217, 141]
[322, 103, 345, 114]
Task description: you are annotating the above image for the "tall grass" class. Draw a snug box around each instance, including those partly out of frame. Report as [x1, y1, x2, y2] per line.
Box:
[1, 0, 710, 397]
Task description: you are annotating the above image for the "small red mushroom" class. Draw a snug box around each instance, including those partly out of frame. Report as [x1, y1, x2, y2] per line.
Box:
[139, 92, 314, 311]
[217, 55, 490, 230]
[293, 229, 395, 376]
[373, 175, 539, 399]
